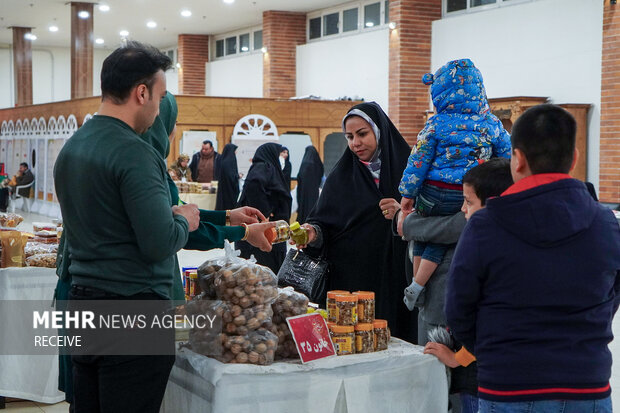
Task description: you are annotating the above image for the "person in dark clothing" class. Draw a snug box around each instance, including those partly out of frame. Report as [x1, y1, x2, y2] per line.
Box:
[280, 147, 292, 190]
[296, 145, 324, 224]
[215, 143, 240, 211]
[446, 104, 620, 412]
[0, 162, 34, 210]
[237, 143, 292, 273]
[291, 102, 416, 343]
[189, 140, 219, 183]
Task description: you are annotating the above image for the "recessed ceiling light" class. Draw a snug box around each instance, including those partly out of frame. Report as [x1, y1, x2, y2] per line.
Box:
[223, 0, 235, 4]
[365, 22, 374, 27]
[98, 4, 110, 12]
[180, 9, 192, 17]
[25, 33, 37, 40]
[95, 38, 104, 44]
[147, 21, 157, 28]
[48, 25, 59, 32]
[78, 10, 90, 19]
[119, 30, 129, 37]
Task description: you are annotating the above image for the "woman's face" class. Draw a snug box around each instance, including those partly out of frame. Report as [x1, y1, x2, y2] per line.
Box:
[344, 116, 377, 162]
[180, 160, 188, 168]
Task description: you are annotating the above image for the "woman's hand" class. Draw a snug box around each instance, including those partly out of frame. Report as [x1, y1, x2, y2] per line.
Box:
[230, 207, 267, 225]
[289, 223, 316, 249]
[424, 342, 459, 368]
[379, 198, 400, 220]
[245, 221, 275, 252]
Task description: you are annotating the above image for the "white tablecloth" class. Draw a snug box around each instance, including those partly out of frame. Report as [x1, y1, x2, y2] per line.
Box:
[0, 267, 65, 404]
[161, 338, 449, 413]
[179, 193, 217, 210]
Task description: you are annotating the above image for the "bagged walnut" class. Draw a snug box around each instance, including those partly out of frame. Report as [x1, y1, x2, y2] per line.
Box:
[186, 299, 228, 357]
[218, 328, 278, 365]
[25, 253, 57, 268]
[271, 287, 309, 359]
[221, 303, 273, 336]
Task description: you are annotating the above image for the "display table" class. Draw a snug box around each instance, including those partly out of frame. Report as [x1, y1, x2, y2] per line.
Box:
[161, 338, 448, 413]
[179, 193, 217, 210]
[0, 267, 64, 404]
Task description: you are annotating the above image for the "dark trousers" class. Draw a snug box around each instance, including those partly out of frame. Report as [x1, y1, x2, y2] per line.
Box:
[69, 286, 175, 413]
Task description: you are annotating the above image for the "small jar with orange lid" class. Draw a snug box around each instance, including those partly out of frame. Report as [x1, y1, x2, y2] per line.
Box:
[355, 323, 374, 353]
[335, 294, 358, 326]
[327, 290, 349, 323]
[353, 291, 375, 323]
[329, 324, 355, 355]
[373, 319, 389, 351]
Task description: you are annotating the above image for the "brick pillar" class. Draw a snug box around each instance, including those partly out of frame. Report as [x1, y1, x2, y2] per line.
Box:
[12, 27, 33, 106]
[178, 34, 209, 95]
[600, 0, 620, 203]
[70, 2, 94, 99]
[388, 0, 441, 145]
[262, 11, 306, 98]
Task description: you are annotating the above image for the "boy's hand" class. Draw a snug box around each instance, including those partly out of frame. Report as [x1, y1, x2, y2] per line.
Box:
[400, 197, 414, 215]
[424, 342, 459, 368]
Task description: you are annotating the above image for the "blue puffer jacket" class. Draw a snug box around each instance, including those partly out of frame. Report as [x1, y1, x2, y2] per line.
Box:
[399, 59, 511, 199]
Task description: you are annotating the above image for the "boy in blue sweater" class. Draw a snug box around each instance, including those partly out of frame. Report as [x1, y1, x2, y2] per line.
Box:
[399, 59, 510, 310]
[446, 104, 620, 413]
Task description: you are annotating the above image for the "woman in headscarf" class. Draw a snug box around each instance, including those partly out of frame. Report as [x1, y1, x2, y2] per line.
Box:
[293, 102, 416, 342]
[169, 154, 192, 182]
[237, 143, 293, 273]
[296, 145, 324, 224]
[280, 147, 292, 190]
[215, 143, 240, 211]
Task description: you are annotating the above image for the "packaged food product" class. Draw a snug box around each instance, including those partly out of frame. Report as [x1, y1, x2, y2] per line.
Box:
[24, 242, 58, 258]
[335, 294, 358, 326]
[218, 328, 278, 365]
[186, 300, 228, 355]
[0, 213, 23, 228]
[188, 271, 201, 299]
[330, 324, 355, 355]
[353, 291, 375, 324]
[327, 290, 349, 323]
[289, 222, 308, 245]
[25, 253, 57, 268]
[1, 230, 26, 267]
[32, 222, 56, 232]
[373, 319, 389, 351]
[264, 220, 290, 244]
[271, 287, 309, 359]
[222, 303, 273, 336]
[355, 323, 374, 353]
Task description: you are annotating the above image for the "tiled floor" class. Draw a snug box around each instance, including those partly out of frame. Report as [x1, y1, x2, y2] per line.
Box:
[5, 209, 620, 411]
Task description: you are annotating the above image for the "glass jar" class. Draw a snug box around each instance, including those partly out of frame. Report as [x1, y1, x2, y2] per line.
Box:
[353, 291, 375, 324]
[264, 220, 290, 244]
[330, 325, 355, 355]
[289, 222, 308, 245]
[373, 319, 389, 351]
[189, 271, 201, 299]
[355, 323, 374, 353]
[335, 294, 358, 326]
[327, 290, 349, 323]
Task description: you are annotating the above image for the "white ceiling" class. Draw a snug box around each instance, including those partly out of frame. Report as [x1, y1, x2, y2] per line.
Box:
[0, 0, 351, 49]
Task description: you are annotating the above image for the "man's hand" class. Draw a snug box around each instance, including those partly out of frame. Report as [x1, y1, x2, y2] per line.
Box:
[379, 198, 400, 220]
[288, 223, 316, 249]
[230, 207, 267, 225]
[424, 342, 459, 368]
[245, 221, 275, 252]
[172, 204, 200, 231]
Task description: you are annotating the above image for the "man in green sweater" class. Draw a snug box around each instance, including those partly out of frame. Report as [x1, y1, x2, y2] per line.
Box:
[54, 42, 200, 413]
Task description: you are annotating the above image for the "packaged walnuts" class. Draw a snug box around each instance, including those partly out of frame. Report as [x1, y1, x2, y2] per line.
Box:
[271, 287, 309, 360]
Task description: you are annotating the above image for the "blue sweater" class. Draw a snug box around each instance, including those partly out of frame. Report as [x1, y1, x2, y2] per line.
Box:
[446, 177, 620, 402]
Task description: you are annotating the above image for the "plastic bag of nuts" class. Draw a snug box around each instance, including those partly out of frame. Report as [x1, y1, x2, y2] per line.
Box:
[271, 287, 309, 359]
[186, 299, 228, 356]
[221, 303, 273, 336]
[25, 253, 57, 268]
[24, 242, 58, 258]
[218, 328, 278, 365]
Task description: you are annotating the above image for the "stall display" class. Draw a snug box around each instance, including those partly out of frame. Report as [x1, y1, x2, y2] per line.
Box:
[335, 294, 358, 326]
[0, 213, 23, 228]
[25, 253, 56, 268]
[327, 290, 349, 323]
[353, 291, 375, 324]
[175, 181, 212, 194]
[271, 287, 309, 359]
[373, 319, 389, 351]
[354, 323, 374, 354]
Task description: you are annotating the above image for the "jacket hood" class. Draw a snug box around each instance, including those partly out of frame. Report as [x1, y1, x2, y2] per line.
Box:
[483, 179, 600, 248]
[423, 59, 490, 115]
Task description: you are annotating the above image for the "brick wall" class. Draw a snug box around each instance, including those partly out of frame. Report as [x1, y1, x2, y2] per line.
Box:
[263, 11, 306, 98]
[178, 34, 209, 95]
[388, 0, 441, 146]
[600, 0, 620, 203]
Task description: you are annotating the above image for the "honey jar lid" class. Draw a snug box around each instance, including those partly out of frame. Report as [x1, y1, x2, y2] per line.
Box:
[353, 291, 375, 299]
[290, 221, 301, 231]
[373, 319, 388, 329]
[327, 290, 350, 298]
[330, 325, 354, 333]
[335, 293, 358, 302]
[355, 323, 373, 331]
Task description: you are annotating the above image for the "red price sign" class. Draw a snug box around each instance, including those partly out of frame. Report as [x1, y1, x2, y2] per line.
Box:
[286, 313, 336, 364]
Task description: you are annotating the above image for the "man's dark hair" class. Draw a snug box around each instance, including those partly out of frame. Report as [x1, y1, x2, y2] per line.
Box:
[511, 104, 576, 174]
[463, 158, 513, 206]
[101, 41, 172, 104]
[20, 162, 29, 169]
[202, 140, 213, 147]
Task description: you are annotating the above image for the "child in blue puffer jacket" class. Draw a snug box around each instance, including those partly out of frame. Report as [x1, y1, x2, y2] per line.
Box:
[399, 59, 511, 310]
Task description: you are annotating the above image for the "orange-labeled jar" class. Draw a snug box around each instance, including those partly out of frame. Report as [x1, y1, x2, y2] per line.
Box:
[327, 290, 349, 323]
[373, 319, 389, 351]
[355, 323, 374, 353]
[335, 294, 358, 326]
[330, 324, 355, 355]
[353, 291, 375, 323]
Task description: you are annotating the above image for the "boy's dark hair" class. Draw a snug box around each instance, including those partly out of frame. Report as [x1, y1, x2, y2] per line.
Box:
[20, 162, 29, 169]
[202, 140, 213, 147]
[510, 104, 576, 175]
[463, 158, 513, 206]
[101, 41, 172, 104]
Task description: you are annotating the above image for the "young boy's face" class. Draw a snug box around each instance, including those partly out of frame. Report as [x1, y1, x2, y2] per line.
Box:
[461, 183, 483, 220]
